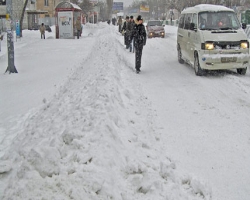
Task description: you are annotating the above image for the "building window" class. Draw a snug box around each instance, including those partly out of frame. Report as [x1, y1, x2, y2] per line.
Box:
[44, 0, 49, 6]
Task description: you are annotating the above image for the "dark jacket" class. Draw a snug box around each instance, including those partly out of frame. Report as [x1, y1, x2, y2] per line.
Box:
[121, 21, 127, 32]
[132, 23, 147, 49]
[127, 20, 135, 36]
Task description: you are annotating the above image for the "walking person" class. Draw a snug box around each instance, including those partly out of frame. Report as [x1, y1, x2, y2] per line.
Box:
[131, 15, 147, 73]
[112, 17, 116, 25]
[121, 16, 130, 48]
[128, 16, 135, 53]
[117, 16, 123, 33]
[40, 23, 46, 39]
[125, 16, 134, 50]
[75, 17, 81, 39]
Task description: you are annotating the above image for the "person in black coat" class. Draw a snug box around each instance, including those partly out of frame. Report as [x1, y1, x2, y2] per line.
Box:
[131, 15, 147, 73]
[128, 15, 135, 52]
[122, 16, 130, 48]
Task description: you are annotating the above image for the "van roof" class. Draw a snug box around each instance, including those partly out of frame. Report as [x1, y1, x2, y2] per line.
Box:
[181, 4, 234, 14]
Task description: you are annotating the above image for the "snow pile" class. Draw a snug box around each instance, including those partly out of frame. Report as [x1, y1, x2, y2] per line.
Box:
[0, 23, 212, 199]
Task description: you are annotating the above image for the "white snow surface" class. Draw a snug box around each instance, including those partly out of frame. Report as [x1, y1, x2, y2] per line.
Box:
[0, 23, 250, 200]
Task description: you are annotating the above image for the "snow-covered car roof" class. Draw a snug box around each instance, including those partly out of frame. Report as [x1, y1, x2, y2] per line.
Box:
[181, 4, 234, 14]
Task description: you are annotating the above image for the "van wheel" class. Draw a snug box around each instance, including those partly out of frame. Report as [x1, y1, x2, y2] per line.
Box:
[194, 53, 203, 76]
[237, 68, 247, 75]
[177, 45, 184, 64]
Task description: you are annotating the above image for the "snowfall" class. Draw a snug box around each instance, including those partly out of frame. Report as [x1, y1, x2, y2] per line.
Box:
[0, 22, 250, 200]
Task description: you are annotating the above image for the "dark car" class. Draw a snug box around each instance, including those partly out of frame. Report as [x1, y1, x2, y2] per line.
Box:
[45, 25, 52, 32]
[146, 20, 165, 38]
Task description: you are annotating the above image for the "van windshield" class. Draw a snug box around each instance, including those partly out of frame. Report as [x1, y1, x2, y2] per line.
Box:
[198, 11, 241, 30]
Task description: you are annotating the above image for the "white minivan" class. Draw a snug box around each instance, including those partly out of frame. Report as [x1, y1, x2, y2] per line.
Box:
[177, 4, 249, 76]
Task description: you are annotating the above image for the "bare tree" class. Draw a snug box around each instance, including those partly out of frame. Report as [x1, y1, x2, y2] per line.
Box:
[106, 0, 113, 20]
[19, 0, 28, 37]
[79, 0, 94, 15]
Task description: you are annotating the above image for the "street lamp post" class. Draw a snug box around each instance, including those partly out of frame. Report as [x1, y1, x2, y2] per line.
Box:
[5, 0, 17, 74]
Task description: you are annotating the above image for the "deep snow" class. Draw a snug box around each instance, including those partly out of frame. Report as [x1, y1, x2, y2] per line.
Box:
[0, 22, 250, 200]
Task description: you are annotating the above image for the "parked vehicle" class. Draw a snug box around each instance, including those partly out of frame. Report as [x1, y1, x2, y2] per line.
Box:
[45, 25, 52, 32]
[177, 4, 249, 76]
[146, 20, 165, 38]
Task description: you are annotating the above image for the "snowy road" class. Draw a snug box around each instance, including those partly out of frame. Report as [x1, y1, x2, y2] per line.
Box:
[0, 23, 250, 200]
[133, 26, 250, 200]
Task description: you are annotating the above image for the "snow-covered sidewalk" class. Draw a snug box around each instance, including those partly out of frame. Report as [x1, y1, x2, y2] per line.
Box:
[1, 22, 250, 200]
[0, 23, 211, 200]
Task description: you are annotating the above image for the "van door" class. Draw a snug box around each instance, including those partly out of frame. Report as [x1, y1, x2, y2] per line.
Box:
[177, 15, 185, 58]
[182, 14, 193, 61]
[188, 13, 199, 65]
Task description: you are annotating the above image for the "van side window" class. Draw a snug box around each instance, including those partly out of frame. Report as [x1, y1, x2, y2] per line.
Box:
[184, 14, 192, 29]
[191, 13, 197, 29]
[178, 15, 185, 29]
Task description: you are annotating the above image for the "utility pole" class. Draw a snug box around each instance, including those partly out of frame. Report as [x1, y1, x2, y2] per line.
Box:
[5, 0, 18, 74]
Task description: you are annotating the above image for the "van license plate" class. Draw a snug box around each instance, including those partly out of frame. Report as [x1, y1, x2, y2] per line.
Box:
[221, 57, 237, 63]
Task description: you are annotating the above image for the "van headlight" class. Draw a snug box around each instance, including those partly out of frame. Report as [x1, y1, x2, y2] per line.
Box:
[205, 43, 214, 50]
[241, 42, 248, 49]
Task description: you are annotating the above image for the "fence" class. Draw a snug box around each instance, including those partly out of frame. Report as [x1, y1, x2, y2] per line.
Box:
[38, 17, 55, 26]
[0, 17, 55, 33]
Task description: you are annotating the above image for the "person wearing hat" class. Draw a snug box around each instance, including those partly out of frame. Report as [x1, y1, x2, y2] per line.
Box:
[131, 15, 147, 73]
[121, 16, 130, 48]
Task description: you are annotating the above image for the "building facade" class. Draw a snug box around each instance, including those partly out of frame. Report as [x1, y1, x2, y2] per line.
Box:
[0, 0, 63, 30]
[36, 0, 62, 18]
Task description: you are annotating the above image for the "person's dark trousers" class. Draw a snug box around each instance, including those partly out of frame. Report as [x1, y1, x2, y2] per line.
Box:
[124, 32, 127, 45]
[41, 33, 45, 39]
[77, 30, 80, 39]
[125, 35, 130, 49]
[119, 25, 121, 32]
[133, 40, 135, 53]
[135, 46, 143, 71]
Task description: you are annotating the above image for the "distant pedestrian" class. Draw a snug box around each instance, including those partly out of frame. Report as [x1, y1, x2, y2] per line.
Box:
[122, 16, 130, 49]
[131, 15, 147, 73]
[75, 17, 81, 39]
[112, 17, 116, 25]
[128, 16, 135, 52]
[40, 23, 45, 39]
[117, 16, 123, 32]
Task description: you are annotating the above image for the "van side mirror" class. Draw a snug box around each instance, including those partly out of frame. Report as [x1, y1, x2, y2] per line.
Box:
[242, 23, 247, 29]
[190, 23, 196, 30]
